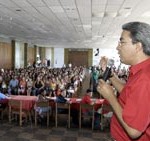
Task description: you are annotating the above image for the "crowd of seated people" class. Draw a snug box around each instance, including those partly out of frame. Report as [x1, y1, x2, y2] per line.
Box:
[0, 62, 129, 129]
[0, 66, 86, 98]
[0, 65, 86, 124]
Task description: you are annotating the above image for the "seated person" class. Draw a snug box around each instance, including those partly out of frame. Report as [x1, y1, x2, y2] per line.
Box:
[55, 91, 67, 113]
[32, 76, 45, 96]
[66, 85, 75, 98]
[26, 78, 33, 96]
[55, 92, 79, 127]
[1, 80, 8, 94]
[0, 92, 9, 111]
[34, 91, 51, 118]
[8, 76, 19, 95]
[18, 76, 27, 95]
[0, 92, 9, 100]
[81, 89, 101, 129]
[81, 89, 95, 115]
[55, 85, 68, 103]
[55, 93, 67, 103]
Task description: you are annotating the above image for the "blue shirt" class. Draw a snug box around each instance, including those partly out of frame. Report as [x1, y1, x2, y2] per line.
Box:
[0, 92, 8, 100]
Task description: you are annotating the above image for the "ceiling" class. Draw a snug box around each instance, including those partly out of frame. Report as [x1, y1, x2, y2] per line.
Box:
[0, 0, 150, 49]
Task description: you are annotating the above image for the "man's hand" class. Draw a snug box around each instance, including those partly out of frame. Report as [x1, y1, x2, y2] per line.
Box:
[97, 79, 115, 102]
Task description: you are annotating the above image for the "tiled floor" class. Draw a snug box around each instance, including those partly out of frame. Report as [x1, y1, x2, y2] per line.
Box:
[0, 118, 111, 141]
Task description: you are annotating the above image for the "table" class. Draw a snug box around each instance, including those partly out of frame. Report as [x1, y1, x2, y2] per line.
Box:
[8, 95, 37, 110]
[46, 96, 106, 111]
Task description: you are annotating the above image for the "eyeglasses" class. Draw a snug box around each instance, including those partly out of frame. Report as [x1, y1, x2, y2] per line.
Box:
[118, 41, 137, 46]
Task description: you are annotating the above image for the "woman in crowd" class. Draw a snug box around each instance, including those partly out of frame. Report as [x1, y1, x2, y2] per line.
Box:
[32, 75, 45, 96]
[18, 76, 27, 95]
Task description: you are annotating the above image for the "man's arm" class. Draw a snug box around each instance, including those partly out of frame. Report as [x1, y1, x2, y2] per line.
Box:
[97, 80, 142, 139]
[110, 96, 142, 139]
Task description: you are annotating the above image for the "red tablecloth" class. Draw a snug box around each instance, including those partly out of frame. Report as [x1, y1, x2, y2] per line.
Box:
[47, 97, 109, 112]
[9, 95, 37, 110]
[69, 98, 106, 111]
[0, 99, 9, 104]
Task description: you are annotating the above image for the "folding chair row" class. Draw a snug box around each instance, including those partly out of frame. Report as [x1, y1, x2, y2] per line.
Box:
[9, 99, 32, 126]
[34, 100, 51, 127]
[55, 102, 71, 128]
[9, 99, 51, 127]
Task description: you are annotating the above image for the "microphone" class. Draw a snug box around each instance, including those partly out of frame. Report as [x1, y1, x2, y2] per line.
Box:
[102, 59, 114, 81]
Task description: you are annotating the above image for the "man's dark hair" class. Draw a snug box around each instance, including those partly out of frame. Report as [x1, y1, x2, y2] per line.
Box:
[86, 89, 92, 93]
[122, 22, 150, 55]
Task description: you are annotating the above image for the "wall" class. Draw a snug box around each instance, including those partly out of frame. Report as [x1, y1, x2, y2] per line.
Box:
[15, 42, 24, 68]
[93, 48, 119, 66]
[53, 48, 64, 68]
[27, 46, 36, 65]
[0, 39, 124, 69]
[0, 42, 12, 69]
[45, 48, 52, 67]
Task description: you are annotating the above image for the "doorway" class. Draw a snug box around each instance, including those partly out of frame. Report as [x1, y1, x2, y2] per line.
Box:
[68, 51, 88, 67]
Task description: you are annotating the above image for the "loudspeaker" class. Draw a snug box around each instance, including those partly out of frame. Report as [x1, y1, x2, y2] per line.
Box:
[95, 48, 99, 56]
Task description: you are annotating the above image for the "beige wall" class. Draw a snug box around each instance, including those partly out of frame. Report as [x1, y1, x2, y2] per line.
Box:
[0, 42, 12, 69]
[64, 48, 93, 67]
[27, 47, 36, 65]
[0, 41, 93, 69]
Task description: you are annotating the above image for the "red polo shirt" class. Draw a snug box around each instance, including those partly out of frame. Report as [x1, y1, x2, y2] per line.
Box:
[111, 58, 150, 141]
[81, 94, 92, 113]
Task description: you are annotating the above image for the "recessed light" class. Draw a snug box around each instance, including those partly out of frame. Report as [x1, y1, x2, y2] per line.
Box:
[16, 9, 21, 12]
[142, 11, 150, 17]
[124, 7, 131, 10]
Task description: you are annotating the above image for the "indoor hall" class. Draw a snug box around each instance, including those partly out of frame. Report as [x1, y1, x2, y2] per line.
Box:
[0, 0, 150, 141]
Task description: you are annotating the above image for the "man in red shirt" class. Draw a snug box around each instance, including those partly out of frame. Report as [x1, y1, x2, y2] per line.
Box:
[97, 22, 150, 141]
[81, 89, 94, 115]
[81, 89, 93, 104]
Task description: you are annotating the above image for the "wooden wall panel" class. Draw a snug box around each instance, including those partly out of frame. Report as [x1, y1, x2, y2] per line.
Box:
[88, 49, 93, 66]
[68, 51, 88, 67]
[27, 47, 36, 65]
[0, 42, 12, 69]
[64, 48, 69, 65]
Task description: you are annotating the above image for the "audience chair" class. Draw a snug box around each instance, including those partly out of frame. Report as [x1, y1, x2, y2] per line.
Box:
[100, 103, 113, 130]
[79, 103, 95, 130]
[35, 101, 50, 127]
[0, 100, 8, 122]
[9, 99, 30, 126]
[0, 106, 4, 121]
[55, 102, 71, 128]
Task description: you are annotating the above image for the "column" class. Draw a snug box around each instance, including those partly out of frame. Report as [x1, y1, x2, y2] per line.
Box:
[11, 40, 15, 69]
[24, 43, 28, 68]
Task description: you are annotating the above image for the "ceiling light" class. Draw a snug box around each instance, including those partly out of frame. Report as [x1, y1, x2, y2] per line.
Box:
[84, 40, 92, 43]
[124, 7, 131, 10]
[94, 35, 103, 38]
[118, 8, 132, 17]
[142, 11, 150, 17]
[104, 12, 117, 17]
[73, 18, 78, 21]
[16, 9, 21, 12]
[50, 6, 64, 13]
[92, 21, 101, 25]
[83, 25, 91, 28]
[117, 11, 131, 17]
[92, 12, 104, 18]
